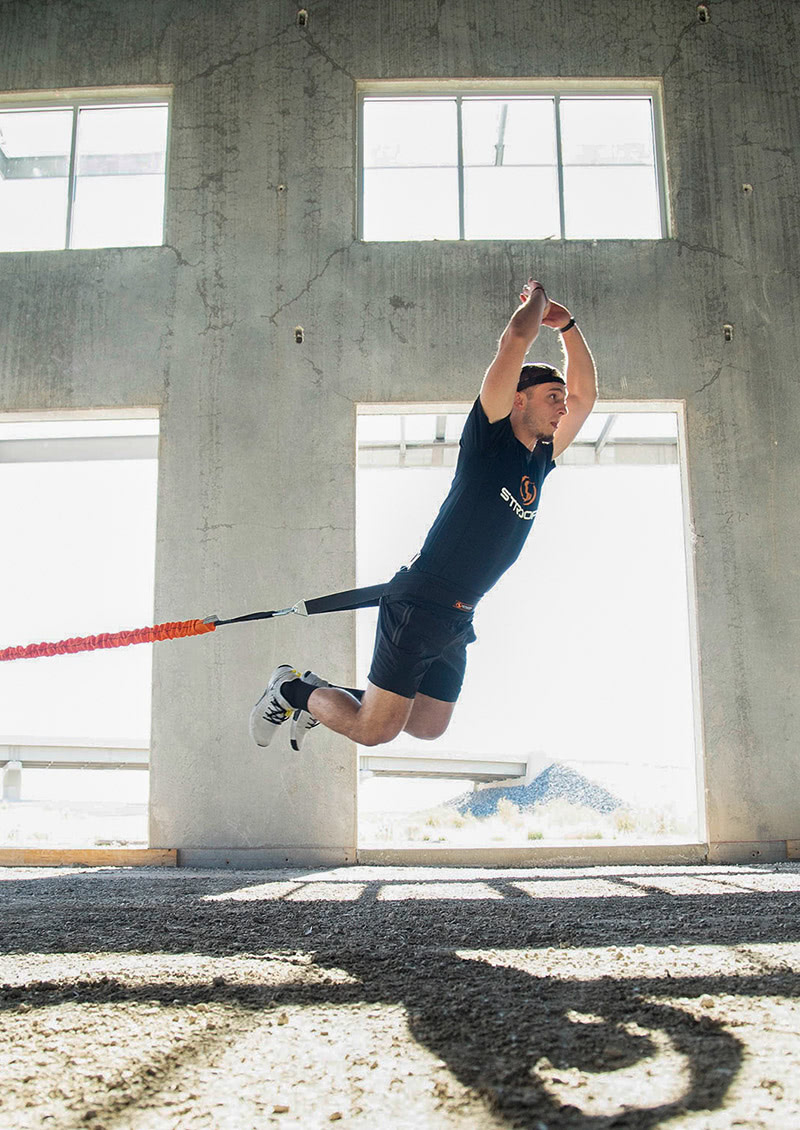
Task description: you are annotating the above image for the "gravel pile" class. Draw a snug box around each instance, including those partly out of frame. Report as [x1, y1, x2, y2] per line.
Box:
[452, 761, 624, 818]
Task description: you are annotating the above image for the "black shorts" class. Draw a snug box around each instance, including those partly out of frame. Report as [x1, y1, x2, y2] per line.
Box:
[367, 595, 477, 702]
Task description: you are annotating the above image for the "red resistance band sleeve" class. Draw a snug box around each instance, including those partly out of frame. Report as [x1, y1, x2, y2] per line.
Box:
[0, 619, 216, 663]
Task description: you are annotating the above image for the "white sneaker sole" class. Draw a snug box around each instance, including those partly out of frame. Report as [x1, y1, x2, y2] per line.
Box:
[249, 664, 300, 747]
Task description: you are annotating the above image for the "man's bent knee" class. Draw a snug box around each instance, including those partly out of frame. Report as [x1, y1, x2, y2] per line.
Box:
[354, 685, 413, 747]
[356, 721, 405, 747]
[403, 694, 455, 742]
[403, 719, 450, 741]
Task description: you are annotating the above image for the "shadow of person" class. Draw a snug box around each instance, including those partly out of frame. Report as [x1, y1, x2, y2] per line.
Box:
[314, 947, 744, 1130]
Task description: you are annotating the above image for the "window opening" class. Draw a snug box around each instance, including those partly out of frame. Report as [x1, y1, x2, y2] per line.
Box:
[0, 412, 159, 846]
[356, 402, 702, 849]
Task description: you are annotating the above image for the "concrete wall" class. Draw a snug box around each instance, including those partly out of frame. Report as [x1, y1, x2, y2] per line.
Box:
[1, 0, 798, 864]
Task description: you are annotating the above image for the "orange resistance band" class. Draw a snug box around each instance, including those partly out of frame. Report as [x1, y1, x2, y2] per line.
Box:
[0, 618, 216, 663]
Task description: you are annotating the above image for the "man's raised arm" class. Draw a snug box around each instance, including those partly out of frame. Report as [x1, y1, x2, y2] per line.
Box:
[541, 298, 598, 458]
[480, 280, 547, 423]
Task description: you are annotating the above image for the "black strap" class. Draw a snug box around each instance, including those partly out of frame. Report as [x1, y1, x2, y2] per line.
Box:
[207, 581, 387, 627]
[304, 582, 387, 615]
[210, 609, 282, 626]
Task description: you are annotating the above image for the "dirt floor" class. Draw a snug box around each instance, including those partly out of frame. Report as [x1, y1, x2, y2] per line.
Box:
[1, 863, 800, 1130]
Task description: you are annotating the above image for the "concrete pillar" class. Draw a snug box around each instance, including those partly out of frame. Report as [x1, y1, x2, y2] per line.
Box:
[3, 762, 22, 803]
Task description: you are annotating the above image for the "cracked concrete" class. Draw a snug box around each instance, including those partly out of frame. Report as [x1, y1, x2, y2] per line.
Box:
[301, 31, 358, 84]
[694, 366, 724, 397]
[264, 242, 356, 325]
[0, 0, 799, 863]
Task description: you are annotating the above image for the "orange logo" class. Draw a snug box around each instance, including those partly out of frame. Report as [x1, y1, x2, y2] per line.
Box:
[520, 476, 537, 506]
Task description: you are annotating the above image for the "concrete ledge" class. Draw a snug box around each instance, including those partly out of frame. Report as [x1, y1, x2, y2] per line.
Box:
[177, 847, 355, 869]
[708, 840, 788, 864]
[10, 842, 794, 869]
[357, 842, 709, 867]
[0, 848, 176, 867]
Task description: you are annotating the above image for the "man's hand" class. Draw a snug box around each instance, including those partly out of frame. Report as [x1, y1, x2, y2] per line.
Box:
[506, 278, 548, 341]
[519, 279, 548, 315]
[519, 279, 546, 302]
[519, 282, 572, 331]
[541, 298, 572, 330]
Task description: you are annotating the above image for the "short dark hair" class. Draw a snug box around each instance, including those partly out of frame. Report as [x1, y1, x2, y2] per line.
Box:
[517, 363, 565, 392]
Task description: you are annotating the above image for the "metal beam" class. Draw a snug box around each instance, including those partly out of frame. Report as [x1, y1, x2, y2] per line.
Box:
[360, 753, 527, 782]
[594, 413, 617, 456]
[359, 436, 678, 470]
[494, 103, 508, 165]
[0, 435, 158, 463]
[2, 741, 148, 770]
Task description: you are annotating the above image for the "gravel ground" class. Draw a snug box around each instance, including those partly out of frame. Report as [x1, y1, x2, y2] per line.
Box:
[1, 863, 800, 1129]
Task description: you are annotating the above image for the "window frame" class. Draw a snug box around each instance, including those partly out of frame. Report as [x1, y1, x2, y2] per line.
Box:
[0, 86, 172, 252]
[357, 79, 670, 242]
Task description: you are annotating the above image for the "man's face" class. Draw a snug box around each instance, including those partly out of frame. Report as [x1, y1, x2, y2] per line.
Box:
[519, 382, 568, 440]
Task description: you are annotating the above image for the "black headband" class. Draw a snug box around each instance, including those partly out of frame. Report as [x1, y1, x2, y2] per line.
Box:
[517, 365, 565, 392]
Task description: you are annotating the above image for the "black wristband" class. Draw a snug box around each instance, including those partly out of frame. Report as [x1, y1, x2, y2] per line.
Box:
[558, 317, 577, 334]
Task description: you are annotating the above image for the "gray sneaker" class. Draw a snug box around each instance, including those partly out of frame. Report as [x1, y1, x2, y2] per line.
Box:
[289, 670, 330, 751]
[249, 664, 301, 747]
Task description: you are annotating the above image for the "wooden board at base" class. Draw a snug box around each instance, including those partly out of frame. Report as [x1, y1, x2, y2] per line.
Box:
[0, 848, 177, 868]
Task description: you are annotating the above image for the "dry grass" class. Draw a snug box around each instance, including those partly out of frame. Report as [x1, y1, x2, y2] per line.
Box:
[361, 795, 693, 846]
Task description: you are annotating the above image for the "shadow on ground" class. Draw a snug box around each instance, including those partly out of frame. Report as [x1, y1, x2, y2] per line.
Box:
[2, 865, 799, 1128]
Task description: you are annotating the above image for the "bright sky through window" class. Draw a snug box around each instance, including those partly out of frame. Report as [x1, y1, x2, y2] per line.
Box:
[0, 417, 159, 744]
[362, 93, 664, 241]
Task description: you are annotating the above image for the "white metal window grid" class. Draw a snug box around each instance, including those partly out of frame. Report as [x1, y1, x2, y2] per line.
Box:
[0, 87, 172, 250]
[355, 398, 706, 841]
[356, 401, 681, 462]
[357, 81, 670, 241]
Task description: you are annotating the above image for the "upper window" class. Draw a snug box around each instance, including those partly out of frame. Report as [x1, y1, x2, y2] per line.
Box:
[359, 83, 667, 241]
[0, 91, 169, 252]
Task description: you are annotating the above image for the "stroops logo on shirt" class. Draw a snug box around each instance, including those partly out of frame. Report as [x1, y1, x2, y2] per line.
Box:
[500, 475, 538, 521]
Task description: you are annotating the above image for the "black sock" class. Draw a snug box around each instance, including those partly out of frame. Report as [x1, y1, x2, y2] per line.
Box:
[281, 678, 314, 712]
[281, 679, 364, 711]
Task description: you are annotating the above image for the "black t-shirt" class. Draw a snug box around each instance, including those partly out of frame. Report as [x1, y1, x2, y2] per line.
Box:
[413, 397, 557, 602]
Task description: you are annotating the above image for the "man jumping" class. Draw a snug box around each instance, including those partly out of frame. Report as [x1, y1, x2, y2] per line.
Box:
[250, 280, 597, 751]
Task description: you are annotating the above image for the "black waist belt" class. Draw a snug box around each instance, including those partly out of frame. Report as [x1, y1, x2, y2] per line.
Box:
[386, 566, 480, 613]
